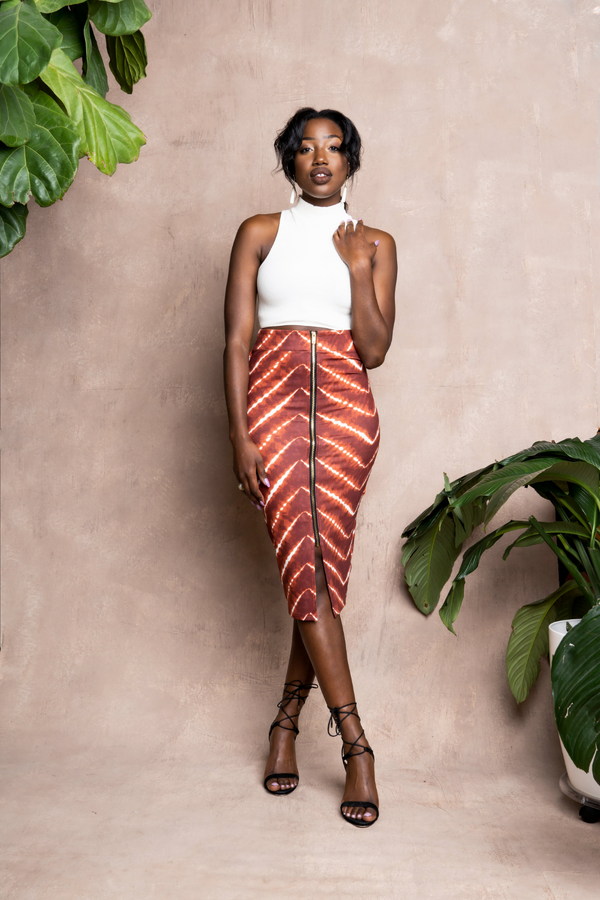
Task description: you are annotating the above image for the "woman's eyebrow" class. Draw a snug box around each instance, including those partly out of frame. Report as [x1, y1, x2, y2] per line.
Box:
[301, 135, 342, 141]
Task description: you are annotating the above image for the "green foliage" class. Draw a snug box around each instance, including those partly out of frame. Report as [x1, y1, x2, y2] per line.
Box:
[552, 607, 600, 780]
[0, 83, 34, 144]
[402, 513, 458, 615]
[45, 7, 84, 60]
[89, 0, 150, 36]
[401, 433, 600, 781]
[106, 29, 146, 93]
[0, 0, 151, 257]
[40, 48, 143, 174]
[81, 14, 108, 96]
[506, 581, 584, 703]
[0, 0, 61, 85]
[0, 87, 79, 205]
[0, 198, 26, 252]
[35, 1, 86, 12]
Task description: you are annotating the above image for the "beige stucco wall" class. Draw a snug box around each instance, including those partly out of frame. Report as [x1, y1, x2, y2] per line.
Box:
[2, 1, 600, 896]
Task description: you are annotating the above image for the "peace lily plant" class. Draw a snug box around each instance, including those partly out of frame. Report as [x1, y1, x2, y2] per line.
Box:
[0, 0, 151, 257]
[402, 434, 600, 786]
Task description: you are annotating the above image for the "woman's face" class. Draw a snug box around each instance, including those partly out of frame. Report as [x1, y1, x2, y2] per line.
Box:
[293, 118, 349, 205]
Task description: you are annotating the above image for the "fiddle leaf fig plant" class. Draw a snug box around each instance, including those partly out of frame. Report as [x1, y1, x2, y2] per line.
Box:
[0, 0, 150, 257]
[402, 434, 600, 783]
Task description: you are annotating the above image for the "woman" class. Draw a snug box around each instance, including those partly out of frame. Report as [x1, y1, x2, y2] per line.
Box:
[223, 108, 396, 827]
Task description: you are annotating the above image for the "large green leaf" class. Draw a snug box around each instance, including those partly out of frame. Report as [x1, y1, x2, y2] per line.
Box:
[39, 48, 145, 175]
[533, 483, 590, 529]
[527, 516, 596, 605]
[454, 459, 600, 527]
[437, 520, 530, 633]
[44, 7, 84, 61]
[405, 435, 600, 544]
[0, 200, 27, 256]
[82, 17, 108, 97]
[454, 459, 559, 507]
[402, 513, 459, 615]
[66, 5, 109, 98]
[568, 483, 599, 529]
[89, 0, 151, 37]
[503, 521, 592, 557]
[402, 463, 496, 541]
[452, 498, 486, 546]
[504, 437, 600, 470]
[106, 29, 147, 94]
[507, 581, 581, 703]
[0, 0, 62, 85]
[439, 580, 464, 634]
[0, 88, 79, 207]
[0, 84, 35, 146]
[35, 0, 85, 12]
[531, 460, 600, 501]
[552, 606, 600, 783]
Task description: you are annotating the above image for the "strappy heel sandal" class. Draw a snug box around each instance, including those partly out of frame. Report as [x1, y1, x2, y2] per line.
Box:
[263, 680, 316, 795]
[328, 702, 379, 827]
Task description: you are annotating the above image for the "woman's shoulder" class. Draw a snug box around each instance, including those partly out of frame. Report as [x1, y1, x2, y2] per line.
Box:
[233, 213, 282, 261]
[362, 224, 396, 249]
[237, 212, 282, 239]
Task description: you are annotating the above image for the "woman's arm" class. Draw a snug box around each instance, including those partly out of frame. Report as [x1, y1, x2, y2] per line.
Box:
[223, 215, 278, 508]
[333, 221, 397, 369]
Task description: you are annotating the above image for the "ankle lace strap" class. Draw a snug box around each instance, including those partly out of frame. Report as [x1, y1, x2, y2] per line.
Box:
[327, 702, 359, 737]
[327, 702, 374, 765]
[278, 680, 317, 709]
[269, 681, 317, 740]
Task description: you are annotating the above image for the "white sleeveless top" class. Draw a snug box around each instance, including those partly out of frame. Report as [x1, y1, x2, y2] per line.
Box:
[257, 197, 356, 330]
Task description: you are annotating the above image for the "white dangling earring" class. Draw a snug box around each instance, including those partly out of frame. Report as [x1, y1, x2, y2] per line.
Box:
[340, 180, 348, 206]
[290, 182, 297, 205]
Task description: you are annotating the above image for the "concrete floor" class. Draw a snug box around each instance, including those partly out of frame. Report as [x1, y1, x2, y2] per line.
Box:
[2, 726, 598, 900]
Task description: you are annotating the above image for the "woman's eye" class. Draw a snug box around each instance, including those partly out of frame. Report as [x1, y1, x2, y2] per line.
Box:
[329, 145, 340, 152]
[299, 146, 312, 153]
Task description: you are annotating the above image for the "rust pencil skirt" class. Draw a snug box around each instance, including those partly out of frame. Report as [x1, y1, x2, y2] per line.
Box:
[247, 329, 380, 621]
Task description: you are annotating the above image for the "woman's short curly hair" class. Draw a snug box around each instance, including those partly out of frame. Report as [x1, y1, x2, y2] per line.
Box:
[274, 108, 362, 185]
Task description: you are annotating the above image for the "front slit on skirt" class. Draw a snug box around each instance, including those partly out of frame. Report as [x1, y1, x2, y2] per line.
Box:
[247, 329, 380, 621]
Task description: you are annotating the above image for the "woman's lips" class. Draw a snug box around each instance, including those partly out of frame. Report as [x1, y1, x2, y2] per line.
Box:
[310, 168, 332, 184]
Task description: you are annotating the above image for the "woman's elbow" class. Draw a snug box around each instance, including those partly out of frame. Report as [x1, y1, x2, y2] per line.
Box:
[363, 351, 386, 370]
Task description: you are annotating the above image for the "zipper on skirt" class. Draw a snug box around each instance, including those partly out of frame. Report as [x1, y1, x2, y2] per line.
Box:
[309, 331, 320, 548]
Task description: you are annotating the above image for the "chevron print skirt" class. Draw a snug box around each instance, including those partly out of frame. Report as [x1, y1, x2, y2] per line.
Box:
[247, 329, 380, 621]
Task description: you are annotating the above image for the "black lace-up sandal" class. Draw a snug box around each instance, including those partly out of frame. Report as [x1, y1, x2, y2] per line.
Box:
[263, 680, 317, 795]
[328, 702, 379, 827]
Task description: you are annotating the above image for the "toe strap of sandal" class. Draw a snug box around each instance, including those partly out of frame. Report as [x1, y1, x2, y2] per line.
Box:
[263, 772, 300, 795]
[340, 800, 379, 824]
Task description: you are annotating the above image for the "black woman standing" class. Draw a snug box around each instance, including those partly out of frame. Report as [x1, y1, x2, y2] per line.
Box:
[224, 108, 397, 826]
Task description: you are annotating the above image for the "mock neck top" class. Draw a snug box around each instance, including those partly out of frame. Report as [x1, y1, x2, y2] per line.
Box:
[256, 197, 356, 331]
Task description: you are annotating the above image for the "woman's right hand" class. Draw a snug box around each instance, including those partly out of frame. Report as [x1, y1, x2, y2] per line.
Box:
[233, 436, 270, 510]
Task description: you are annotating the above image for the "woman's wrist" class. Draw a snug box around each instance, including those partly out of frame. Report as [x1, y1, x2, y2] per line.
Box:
[348, 258, 373, 278]
[229, 426, 251, 446]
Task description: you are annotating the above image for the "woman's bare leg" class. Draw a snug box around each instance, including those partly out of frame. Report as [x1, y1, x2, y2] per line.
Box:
[297, 548, 378, 823]
[263, 620, 315, 792]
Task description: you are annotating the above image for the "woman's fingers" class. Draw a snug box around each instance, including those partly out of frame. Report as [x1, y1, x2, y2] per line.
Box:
[248, 467, 265, 507]
[233, 441, 269, 511]
[258, 462, 270, 489]
[235, 471, 263, 510]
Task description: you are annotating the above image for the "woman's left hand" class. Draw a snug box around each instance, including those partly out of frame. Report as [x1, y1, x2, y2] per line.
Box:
[333, 220, 378, 270]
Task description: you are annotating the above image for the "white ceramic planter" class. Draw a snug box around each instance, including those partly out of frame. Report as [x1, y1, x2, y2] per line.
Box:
[548, 619, 600, 802]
